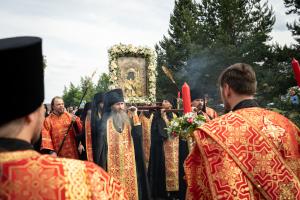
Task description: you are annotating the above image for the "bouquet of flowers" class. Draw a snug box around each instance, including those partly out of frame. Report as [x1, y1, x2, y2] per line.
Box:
[166, 112, 206, 140]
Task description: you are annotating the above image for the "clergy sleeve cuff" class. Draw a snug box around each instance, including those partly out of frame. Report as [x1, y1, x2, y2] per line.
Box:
[132, 114, 141, 126]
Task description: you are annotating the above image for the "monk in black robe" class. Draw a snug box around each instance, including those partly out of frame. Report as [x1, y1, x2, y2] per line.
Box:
[148, 97, 188, 200]
[91, 92, 104, 162]
[96, 89, 151, 200]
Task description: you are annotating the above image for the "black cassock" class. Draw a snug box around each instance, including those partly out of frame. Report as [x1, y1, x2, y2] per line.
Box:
[148, 111, 188, 200]
[95, 112, 152, 200]
[91, 112, 102, 161]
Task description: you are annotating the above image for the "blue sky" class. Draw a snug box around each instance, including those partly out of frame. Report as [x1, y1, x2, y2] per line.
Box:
[0, 0, 298, 103]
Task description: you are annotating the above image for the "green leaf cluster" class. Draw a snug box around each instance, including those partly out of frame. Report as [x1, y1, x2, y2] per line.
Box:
[156, 0, 296, 106]
[62, 73, 110, 107]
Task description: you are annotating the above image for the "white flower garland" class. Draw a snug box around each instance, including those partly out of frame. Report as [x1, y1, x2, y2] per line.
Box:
[108, 43, 157, 103]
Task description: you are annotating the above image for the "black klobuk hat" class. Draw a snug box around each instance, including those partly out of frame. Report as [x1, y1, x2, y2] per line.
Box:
[0, 36, 44, 125]
[103, 89, 124, 113]
[93, 92, 104, 104]
[190, 89, 204, 101]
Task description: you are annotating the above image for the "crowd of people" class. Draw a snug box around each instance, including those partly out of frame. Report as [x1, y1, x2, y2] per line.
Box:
[1, 36, 300, 200]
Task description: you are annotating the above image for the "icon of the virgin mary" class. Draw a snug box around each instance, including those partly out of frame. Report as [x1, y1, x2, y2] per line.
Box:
[124, 68, 137, 97]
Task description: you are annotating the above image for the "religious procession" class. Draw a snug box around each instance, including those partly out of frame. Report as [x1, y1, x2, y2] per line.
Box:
[2, 0, 300, 200]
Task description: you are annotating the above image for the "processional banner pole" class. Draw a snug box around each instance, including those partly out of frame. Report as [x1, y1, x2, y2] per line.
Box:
[162, 66, 182, 109]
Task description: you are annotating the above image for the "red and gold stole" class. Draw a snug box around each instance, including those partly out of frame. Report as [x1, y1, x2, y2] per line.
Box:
[41, 112, 81, 159]
[107, 118, 139, 200]
[0, 150, 128, 200]
[139, 112, 153, 171]
[85, 112, 93, 162]
[162, 113, 179, 191]
[185, 107, 300, 200]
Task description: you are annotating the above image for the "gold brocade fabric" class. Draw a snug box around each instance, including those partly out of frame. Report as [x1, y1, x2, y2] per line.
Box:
[185, 107, 300, 200]
[41, 112, 82, 159]
[139, 112, 153, 171]
[85, 113, 93, 162]
[107, 119, 139, 200]
[163, 113, 179, 191]
[163, 137, 179, 191]
[0, 150, 127, 200]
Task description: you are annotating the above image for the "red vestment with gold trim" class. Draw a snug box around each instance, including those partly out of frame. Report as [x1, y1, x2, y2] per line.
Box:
[41, 112, 82, 159]
[185, 107, 300, 200]
[0, 150, 127, 199]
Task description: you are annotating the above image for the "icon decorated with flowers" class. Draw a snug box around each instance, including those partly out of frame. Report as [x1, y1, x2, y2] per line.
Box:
[166, 112, 206, 140]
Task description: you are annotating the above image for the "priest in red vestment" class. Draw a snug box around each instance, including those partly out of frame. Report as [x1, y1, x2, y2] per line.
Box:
[41, 96, 83, 159]
[185, 63, 300, 199]
[0, 36, 127, 200]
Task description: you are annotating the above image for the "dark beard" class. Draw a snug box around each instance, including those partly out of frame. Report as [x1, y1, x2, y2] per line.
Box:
[110, 110, 130, 132]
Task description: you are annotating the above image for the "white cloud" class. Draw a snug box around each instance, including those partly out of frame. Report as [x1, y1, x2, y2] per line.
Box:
[0, 0, 174, 102]
[0, 0, 299, 102]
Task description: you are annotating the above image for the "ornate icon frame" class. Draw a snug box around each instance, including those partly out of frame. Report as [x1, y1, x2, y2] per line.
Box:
[108, 44, 157, 103]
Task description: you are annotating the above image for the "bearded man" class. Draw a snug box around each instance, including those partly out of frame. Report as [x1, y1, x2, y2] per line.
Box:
[41, 96, 83, 159]
[185, 63, 300, 199]
[191, 90, 218, 120]
[96, 89, 151, 200]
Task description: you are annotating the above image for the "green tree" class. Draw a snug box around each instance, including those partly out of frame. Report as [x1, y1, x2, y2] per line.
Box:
[157, 0, 275, 103]
[284, 0, 300, 45]
[255, 0, 300, 104]
[255, 44, 298, 105]
[192, 0, 275, 70]
[62, 73, 110, 107]
[95, 73, 110, 93]
[62, 83, 82, 107]
[284, 0, 300, 14]
[79, 76, 96, 104]
[155, 0, 200, 98]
